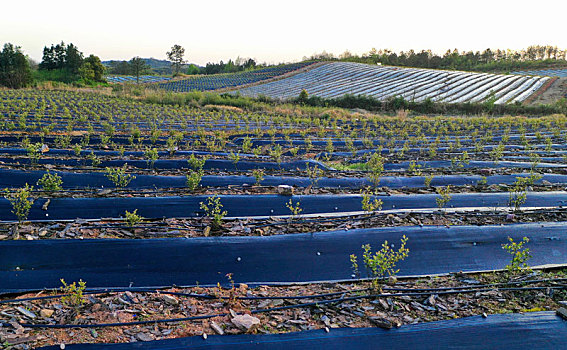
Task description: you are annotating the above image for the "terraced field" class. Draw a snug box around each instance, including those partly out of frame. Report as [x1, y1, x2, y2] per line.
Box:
[156, 62, 315, 92]
[235, 61, 550, 104]
[106, 75, 172, 84]
[0, 89, 566, 348]
[511, 68, 567, 77]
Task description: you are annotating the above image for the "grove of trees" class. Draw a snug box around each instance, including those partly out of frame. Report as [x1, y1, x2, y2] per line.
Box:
[0, 43, 32, 88]
[39, 41, 105, 83]
[306, 45, 567, 72]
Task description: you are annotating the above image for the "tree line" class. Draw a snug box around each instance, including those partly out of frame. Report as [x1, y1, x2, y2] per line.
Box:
[38, 41, 105, 83]
[306, 45, 567, 72]
[0, 41, 106, 88]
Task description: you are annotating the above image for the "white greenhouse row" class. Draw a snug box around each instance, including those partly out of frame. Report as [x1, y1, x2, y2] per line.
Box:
[234, 62, 548, 104]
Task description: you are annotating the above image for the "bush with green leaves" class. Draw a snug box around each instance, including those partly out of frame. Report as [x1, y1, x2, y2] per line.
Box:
[424, 174, 434, 188]
[502, 236, 531, 274]
[26, 142, 43, 165]
[509, 173, 542, 211]
[435, 185, 452, 209]
[252, 169, 265, 186]
[36, 171, 63, 192]
[268, 144, 283, 164]
[60, 279, 87, 308]
[87, 151, 101, 167]
[125, 209, 143, 227]
[366, 152, 384, 188]
[286, 199, 302, 220]
[144, 147, 159, 168]
[3, 184, 34, 223]
[105, 165, 135, 188]
[305, 164, 324, 187]
[361, 189, 383, 213]
[199, 195, 227, 229]
[229, 151, 241, 167]
[350, 236, 409, 289]
[186, 169, 203, 191]
[187, 154, 207, 171]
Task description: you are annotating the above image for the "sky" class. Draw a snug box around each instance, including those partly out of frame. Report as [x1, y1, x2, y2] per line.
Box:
[2, 0, 566, 65]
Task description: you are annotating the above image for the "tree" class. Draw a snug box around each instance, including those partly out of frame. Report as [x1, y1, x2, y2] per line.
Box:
[80, 55, 105, 82]
[84, 55, 105, 81]
[65, 43, 83, 74]
[166, 44, 185, 76]
[0, 43, 32, 88]
[129, 56, 149, 83]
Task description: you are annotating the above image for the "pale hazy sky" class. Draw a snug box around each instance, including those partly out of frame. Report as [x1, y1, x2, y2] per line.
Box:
[2, 0, 566, 65]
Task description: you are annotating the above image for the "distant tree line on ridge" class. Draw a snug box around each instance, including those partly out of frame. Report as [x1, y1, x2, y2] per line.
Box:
[305, 45, 567, 72]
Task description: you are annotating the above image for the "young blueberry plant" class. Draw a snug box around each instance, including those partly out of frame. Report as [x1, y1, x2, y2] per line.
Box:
[305, 164, 324, 187]
[187, 154, 207, 171]
[509, 173, 542, 211]
[252, 169, 265, 186]
[350, 236, 409, 290]
[435, 185, 452, 210]
[144, 147, 159, 169]
[200, 194, 227, 230]
[124, 209, 143, 227]
[502, 236, 531, 274]
[26, 142, 43, 166]
[366, 152, 384, 188]
[105, 165, 135, 188]
[3, 184, 34, 223]
[60, 279, 87, 308]
[424, 174, 434, 188]
[361, 188, 383, 214]
[286, 199, 303, 221]
[186, 169, 203, 191]
[36, 171, 63, 192]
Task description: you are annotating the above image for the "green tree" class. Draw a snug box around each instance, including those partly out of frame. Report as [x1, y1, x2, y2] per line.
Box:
[65, 43, 83, 75]
[82, 55, 105, 82]
[167, 44, 186, 76]
[129, 56, 149, 83]
[0, 43, 32, 88]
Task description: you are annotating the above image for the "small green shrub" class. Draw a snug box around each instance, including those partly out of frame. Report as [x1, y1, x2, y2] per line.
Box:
[424, 174, 434, 188]
[435, 185, 452, 209]
[286, 199, 302, 220]
[3, 184, 34, 223]
[366, 153, 384, 188]
[60, 279, 87, 307]
[351, 236, 409, 289]
[144, 147, 159, 168]
[187, 154, 207, 171]
[252, 169, 265, 186]
[502, 236, 531, 274]
[105, 165, 135, 188]
[200, 195, 227, 229]
[36, 171, 63, 192]
[305, 164, 324, 187]
[125, 209, 143, 227]
[361, 189, 383, 213]
[186, 169, 203, 191]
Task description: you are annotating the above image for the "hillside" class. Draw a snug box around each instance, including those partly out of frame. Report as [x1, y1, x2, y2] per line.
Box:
[233, 62, 550, 105]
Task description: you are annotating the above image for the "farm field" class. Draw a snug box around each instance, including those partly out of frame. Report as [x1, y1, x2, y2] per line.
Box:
[106, 76, 172, 84]
[156, 62, 316, 92]
[511, 68, 567, 77]
[234, 62, 551, 104]
[0, 88, 566, 348]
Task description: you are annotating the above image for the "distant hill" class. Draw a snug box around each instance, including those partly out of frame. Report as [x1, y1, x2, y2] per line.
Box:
[103, 58, 195, 75]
